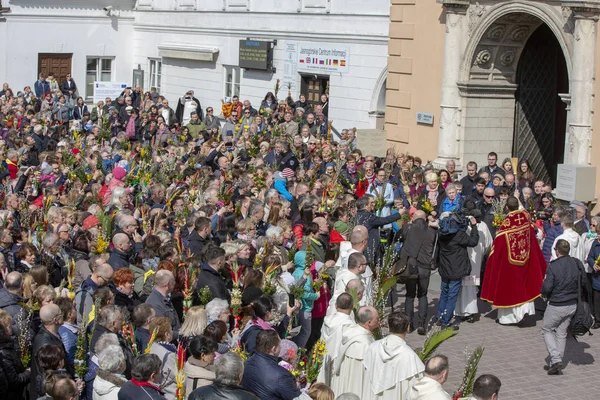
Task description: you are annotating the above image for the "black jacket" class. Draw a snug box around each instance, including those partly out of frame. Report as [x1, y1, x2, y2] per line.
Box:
[30, 326, 75, 399]
[0, 335, 30, 398]
[437, 224, 479, 280]
[459, 175, 476, 196]
[39, 252, 65, 288]
[195, 263, 230, 302]
[541, 255, 584, 306]
[399, 219, 438, 268]
[108, 249, 131, 271]
[118, 380, 166, 400]
[186, 230, 208, 258]
[111, 285, 141, 316]
[241, 351, 301, 400]
[355, 209, 403, 263]
[189, 382, 259, 400]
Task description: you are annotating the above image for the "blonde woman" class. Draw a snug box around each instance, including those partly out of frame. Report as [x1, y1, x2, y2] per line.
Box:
[179, 306, 209, 350]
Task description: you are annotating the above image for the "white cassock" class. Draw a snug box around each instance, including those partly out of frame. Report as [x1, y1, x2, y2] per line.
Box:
[327, 269, 361, 316]
[317, 312, 356, 385]
[409, 376, 451, 400]
[362, 335, 424, 400]
[330, 324, 374, 397]
[455, 222, 492, 317]
[550, 228, 583, 261]
[334, 245, 374, 307]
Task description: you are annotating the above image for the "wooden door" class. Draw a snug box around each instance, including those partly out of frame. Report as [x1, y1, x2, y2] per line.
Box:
[38, 53, 73, 86]
[301, 75, 329, 110]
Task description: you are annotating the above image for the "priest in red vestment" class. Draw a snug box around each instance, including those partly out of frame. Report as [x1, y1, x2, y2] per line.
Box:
[481, 197, 547, 324]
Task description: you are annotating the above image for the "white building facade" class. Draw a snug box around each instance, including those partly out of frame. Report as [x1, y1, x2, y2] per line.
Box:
[0, 0, 390, 130]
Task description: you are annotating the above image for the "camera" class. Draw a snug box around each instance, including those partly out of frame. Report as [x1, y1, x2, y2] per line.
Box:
[103, 6, 113, 16]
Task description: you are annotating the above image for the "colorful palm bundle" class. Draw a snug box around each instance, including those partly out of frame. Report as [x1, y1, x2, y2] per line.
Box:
[145, 328, 158, 354]
[312, 270, 329, 292]
[230, 343, 249, 361]
[452, 345, 485, 400]
[263, 264, 279, 296]
[231, 286, 243, 329]
[66, 259, 76, 300]
[298, 340, 327, 384]
[74, 323, 88, 378]
[491, 199, 506, 228]
[217, 181, 235, 208]
[182, 267, 196, 317]
[122, 323, 139, 356]
[420, 197, 434, 213]
[175, 343, 186, 400]
[16, 309, 33, 367]
[372, 246, 399, 339]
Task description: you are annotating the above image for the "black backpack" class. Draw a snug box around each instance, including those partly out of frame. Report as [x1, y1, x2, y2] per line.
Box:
[569, 263, 594, 338]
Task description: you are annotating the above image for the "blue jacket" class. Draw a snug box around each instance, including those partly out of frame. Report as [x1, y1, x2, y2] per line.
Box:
[292, 267, 318, 312]
[58, 323, 78, 364]
[587, 239, 600, 291]
[542, 221, 563, 264]
[274, 179, 293, 201]
[241, 351, 301, 400]
[441, 196, 463, 214]
[102, 154, 122, 173]
[34, 80, 50, 97]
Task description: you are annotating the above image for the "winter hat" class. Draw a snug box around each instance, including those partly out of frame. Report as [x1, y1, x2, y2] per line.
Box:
[281, 168, 295, 179]
[241, 287, 264, 307]
[112, 167, 126, 180]
[334, 221, 349, 235]
[82, 215, 100, 230]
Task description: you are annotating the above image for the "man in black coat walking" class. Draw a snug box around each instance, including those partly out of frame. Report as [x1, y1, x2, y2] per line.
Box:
[195, 245, 230, 303]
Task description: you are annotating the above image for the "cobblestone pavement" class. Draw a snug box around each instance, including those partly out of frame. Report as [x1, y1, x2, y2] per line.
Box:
[400, 289, 600, 400]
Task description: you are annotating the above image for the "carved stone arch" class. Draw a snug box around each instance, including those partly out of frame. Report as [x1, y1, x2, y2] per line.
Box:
[370, 66, 387, 113]
[460, 2, 573, 84]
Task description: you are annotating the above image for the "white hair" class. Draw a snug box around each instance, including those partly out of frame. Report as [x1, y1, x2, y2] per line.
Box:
[214, 352, 244, 386]
[108, 187, 127, 208]
[206, 298, 230, 322]
[266, 226, 283, 241]
[94, 332, 119, 354]
[98, 345, 125, 373]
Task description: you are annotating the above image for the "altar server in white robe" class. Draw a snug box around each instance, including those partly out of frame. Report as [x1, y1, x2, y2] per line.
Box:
[330, 306, 379, 396]
[335, 226, 374, 306]
[362, 312, 424, 400]
[317, 293, 356, 385]
[455, 219, 492, 319]
[328, 252, 367, 315]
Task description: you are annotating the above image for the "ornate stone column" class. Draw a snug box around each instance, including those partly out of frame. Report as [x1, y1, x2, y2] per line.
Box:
[564, 2, 600, 164]
[433, 0, 469, 169]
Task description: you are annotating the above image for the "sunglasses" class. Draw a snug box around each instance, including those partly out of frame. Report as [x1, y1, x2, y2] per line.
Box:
[484, 195, 494, 199]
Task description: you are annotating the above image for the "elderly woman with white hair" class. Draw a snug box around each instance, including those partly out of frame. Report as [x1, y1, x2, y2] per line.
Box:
[93, 345, 127, 400]
[221, 239, 253, 270]
[265, 226, 294, 270]
[206, 298, 231, 324]
[107, 186, 130, 213]
[418, 171, 446, 216]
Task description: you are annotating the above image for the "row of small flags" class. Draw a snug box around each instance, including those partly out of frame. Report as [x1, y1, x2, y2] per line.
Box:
[299, 57, 346, 66]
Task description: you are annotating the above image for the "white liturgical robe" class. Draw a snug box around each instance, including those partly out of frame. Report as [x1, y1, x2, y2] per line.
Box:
[327, 268, 361, 316]
[362, 335, 424, 400]
[330, 324, 374, 397]
[317, 311, 356, 385]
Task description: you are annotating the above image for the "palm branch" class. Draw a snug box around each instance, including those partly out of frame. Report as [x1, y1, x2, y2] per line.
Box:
[417, 326, 458, 362]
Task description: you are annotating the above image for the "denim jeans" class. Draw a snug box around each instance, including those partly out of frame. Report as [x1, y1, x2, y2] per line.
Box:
[292, 310, 312, 348]
[436, 278, 462, 326]
[405, 266, 431, 328]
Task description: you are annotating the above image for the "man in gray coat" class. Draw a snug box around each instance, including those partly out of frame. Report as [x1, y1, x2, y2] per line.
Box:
[145, 270, 181, 338]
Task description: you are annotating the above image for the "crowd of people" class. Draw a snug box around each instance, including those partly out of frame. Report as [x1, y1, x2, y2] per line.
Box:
[0, 71, 594, 400]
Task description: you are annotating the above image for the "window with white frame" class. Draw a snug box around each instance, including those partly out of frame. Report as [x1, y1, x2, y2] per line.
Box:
[223, 66, 241, 99]
[86, 57, 114, 99]
[148, 59, 162, 94]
